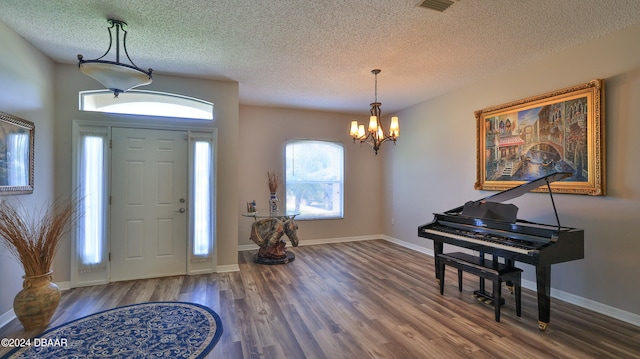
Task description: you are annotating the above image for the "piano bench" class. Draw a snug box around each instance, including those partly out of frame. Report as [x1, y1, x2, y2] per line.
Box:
[436, 252, 522, 322]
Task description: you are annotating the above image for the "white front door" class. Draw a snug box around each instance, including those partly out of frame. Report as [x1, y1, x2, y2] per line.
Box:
[110, 128, 188, 281]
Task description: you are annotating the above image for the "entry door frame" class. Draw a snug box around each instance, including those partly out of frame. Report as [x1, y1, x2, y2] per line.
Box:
[71, 118, 217, 288]
[110, 127, 189, 281]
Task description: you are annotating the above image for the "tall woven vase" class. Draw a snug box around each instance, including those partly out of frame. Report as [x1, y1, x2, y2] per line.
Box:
[13, 271, 61, 330]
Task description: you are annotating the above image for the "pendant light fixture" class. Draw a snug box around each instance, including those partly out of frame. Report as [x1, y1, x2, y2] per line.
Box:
[349, 69, 399, 155]
[77, 19, 153, 97]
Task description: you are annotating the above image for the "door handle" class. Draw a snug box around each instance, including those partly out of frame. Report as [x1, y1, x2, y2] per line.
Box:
[175, 208, 186, 213]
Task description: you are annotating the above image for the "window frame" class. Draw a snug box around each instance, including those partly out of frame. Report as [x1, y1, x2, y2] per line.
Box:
[189, 133, 216, 261]
[71, 124, 110, 285]
[79, 89, 214, 120]
[284, 139, 345, 220]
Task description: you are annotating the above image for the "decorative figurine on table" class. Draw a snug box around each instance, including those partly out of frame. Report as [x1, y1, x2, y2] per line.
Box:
[247, 200, 257, 213]
[249, 216, 298, 264]
[245, 171, 299, 264]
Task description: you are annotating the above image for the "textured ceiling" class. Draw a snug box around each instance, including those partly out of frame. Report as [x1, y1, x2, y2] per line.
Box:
[1, 0, 640, 114]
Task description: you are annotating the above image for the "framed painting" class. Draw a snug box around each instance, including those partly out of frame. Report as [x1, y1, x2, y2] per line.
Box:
[474, 79, 605, 195]
[0, 111, 34, 195]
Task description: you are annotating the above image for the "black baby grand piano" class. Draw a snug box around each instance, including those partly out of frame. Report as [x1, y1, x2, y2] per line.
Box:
[418, 172, 584, 330]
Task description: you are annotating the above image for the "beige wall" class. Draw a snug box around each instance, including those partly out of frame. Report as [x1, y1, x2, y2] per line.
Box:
[384, 23, 640, 316]
[238, 105, 384, 245]
[0, 21, 56, 315]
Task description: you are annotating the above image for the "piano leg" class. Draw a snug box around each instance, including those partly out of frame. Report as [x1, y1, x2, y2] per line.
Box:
[536, 265, 552, 331]
[434, 242, 443, 280]
[478, 252, 486, 295]
[505, 258, 515, 294]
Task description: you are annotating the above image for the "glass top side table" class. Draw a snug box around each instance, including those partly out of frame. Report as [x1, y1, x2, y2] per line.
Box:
[241, 212, 300, 220]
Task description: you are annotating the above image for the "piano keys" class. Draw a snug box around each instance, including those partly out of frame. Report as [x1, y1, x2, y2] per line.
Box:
[418, 172, 584, 330]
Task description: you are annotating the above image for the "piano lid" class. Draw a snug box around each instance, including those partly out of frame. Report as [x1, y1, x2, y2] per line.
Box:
[445, 172, 572, 215]
[480, 172, 571, 204]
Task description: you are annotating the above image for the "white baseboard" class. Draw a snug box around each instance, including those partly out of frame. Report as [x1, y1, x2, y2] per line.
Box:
[546, 281, 640, 327]
[56, 281, 72, 291]
[216, 264, 240, 273]
[238, 243, 259, 252]
[295, 234, 379, 247]
[383, 235, 640, 328]
[0, 308, 15, 329]
[188, 268, 215, 276]
[72, 279, 108, 288]
[238, 234, 380, 252]
[382, 234, 434, 256]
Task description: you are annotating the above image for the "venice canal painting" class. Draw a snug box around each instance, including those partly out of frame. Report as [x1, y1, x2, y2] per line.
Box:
[483, 96, 588, 182]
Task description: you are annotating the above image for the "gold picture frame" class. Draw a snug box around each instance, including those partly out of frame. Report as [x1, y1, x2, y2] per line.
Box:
[474, 79, 605, 195]
[0, 111, 35, 195]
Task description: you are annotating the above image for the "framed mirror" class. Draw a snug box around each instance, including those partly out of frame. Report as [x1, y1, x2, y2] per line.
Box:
[0, 111, 34, 195]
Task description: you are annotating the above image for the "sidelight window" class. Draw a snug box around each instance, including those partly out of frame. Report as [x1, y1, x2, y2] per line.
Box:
[191, 137, 215, 258]
[75, 128, 109, 270]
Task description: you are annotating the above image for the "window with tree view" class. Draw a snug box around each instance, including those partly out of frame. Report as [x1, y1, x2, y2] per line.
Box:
[285, 140, 344, 220]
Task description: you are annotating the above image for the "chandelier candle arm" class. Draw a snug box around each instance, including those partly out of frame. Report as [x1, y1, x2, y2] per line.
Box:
[369, 115, 378, 133]
[350, 121, 359, 137]
[390, 116, 399, 138]
[349, 69, 399, 155]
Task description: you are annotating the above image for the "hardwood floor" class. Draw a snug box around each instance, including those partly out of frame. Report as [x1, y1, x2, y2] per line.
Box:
[1, 240, 639, 358]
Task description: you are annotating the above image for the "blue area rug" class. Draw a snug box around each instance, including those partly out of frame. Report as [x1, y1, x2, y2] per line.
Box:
[2, 301, 223, 359]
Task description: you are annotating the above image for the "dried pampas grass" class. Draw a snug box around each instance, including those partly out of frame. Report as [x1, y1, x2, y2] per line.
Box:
[0, 198, 79, 277]
[266, 171, 281, 193]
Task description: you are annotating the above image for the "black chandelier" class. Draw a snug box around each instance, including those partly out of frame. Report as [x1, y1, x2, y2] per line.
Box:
[349, 69, 399, 155]
[77, 19, 153, 97]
